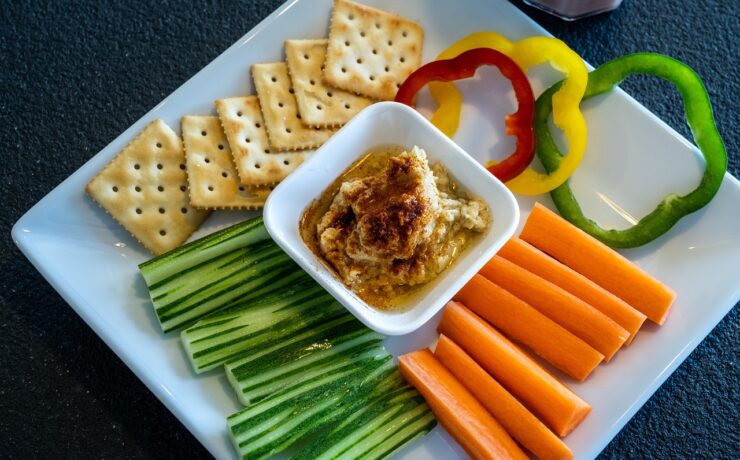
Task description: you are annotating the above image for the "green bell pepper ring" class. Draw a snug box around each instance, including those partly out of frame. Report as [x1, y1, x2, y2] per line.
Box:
[535, 52, 727, 248]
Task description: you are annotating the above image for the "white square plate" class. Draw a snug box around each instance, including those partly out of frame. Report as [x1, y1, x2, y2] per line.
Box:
[264, 102, 519, 336]
[12, 0, 740, 459]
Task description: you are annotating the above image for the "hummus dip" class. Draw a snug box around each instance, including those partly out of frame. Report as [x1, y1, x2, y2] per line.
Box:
[301, 146, 490, 310]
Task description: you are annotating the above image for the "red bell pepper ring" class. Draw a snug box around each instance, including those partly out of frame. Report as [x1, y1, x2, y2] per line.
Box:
[394, 47, 535, 183]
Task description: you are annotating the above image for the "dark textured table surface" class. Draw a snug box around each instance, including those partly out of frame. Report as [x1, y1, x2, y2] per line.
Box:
[1, 0, 738, 458]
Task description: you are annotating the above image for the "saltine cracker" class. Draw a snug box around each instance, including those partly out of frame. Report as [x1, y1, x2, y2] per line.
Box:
[324, 0, 423, 101]
[182, 115, 271, 209]
[215, 96, 309, 185]
[85, 119, 209, 255]
[285, 39, 372, 127]
[252, 62, 336, 151]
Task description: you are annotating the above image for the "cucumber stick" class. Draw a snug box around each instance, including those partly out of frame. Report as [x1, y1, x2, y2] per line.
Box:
[182, 281, 347, 373]
[139, 216, 268, 286]
[292, 386, 436, 460]
[139, 217, 302, 332]
[225, 314, 382, 405]
[228, 352, 396, 460]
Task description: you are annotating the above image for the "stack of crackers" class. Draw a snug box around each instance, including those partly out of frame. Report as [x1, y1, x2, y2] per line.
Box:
[86, 0, 423, 255]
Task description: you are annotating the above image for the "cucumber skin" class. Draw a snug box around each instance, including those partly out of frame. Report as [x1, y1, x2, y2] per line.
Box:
[182, 293, 346, 373]
[291, 386, 435, 460]
[139, 216, 293, 332]
[157, 247, 294, 332]
[140, 216, 267, 285]
[228, 357, 397, 460]
[226, 320, 381, 406]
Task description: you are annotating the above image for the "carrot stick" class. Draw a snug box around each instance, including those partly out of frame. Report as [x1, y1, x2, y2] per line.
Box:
[520, 203, 676, 325]
[480, 256, 628, 361]
[438, 302, 591, 437]
[435, 335, 573, 460]
[454, 274, 603, 381]
[398, 349, 528, 460]
[499, 237, 647, 345]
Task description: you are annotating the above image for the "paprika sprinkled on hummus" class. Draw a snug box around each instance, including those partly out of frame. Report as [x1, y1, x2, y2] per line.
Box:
[301, 146, 489, 310]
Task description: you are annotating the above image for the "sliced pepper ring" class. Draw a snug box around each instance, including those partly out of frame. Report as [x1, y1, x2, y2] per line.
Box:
[535, 52, 727, 248]
[395, 47, 535, 182]
[428, 31, 588, 195]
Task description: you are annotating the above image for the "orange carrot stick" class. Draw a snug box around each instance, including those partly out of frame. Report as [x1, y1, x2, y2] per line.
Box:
[499, 237, 647, 344]
[438, 302, 591, 437]
[520, 203, 676, 325]
[454, 274, 603, 381]
[398, 349, 528, 460]
[435, 335, 573, 460]
[480, 256, 628, 361]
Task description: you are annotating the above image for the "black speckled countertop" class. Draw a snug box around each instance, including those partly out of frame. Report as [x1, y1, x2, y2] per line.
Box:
[1, 0, 738, 458]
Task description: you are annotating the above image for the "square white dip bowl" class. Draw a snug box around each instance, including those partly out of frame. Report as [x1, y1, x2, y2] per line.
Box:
[264, 102, 519, 335]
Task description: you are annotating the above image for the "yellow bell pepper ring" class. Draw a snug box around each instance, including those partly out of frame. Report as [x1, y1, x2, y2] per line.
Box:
[429, 32, 588, 195]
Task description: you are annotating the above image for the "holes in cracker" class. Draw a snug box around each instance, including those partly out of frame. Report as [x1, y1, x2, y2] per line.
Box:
[255, 163, 261, 169]
[255, 122, 261, 128]
[309, 79, 315, 86]
[341, 67, 347, 73]
[157, 163, 163, 170]
[348, 13, 354, 20]
[237, 110, 243, 117]
[218, 144, 224, 150]
[400, 56, 406, 63]
[112, 186, 118, 192]
[369, 75, 375, 81]
[356, 58, 363, 64]
[360, 32, 366, 37]
[289, 88, 295, 94]
[136, 208, 142, 214]
[388, 40, 393, 46]
[285, 128, 292, 134]
[375, 23, 381, 29]
[180, 185, 187, 192]
[204, 157, 211, 164]
[222, 171, 228, 178]
[134, 163, 140, 170]
[345, 103, 351, 109]
[156, 142, 162, 148]
[245, 137, 251, 143]
[271, 76, 277, 82]
[201, 130, 207, 136]
[296, 113, 302, 120]
[159, 229, 167, 236]
[372, 49, 377, 55]
[316, 104, 323, 111]
[264, 148, 270, 153]
[283, 160, 290, 165]
[278, 101, 284, 108]
[326, 91, 333, 97]
[402, 31, 408, 37]
[239, 186, 245, 192]
[181, 207, 188, 214]
[135, 186, 142, 192]
[385, 66, 390, 72]
[344, 40, 350, 47]
[208, 185, 214, 191]
[159, 207, 165, 214]
[303, 54, 309, 60]
[158, 185, 164, 192]
[179, 163, 186, 170]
